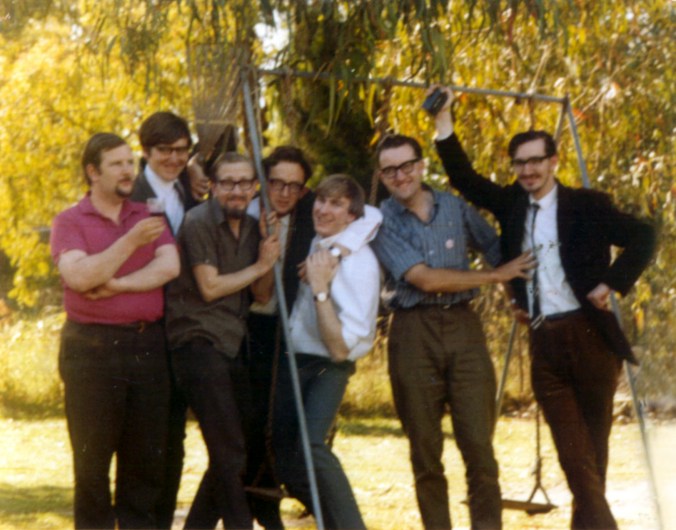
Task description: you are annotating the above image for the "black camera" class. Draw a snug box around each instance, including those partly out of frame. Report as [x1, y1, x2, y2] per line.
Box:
[421, 88, 448, 116]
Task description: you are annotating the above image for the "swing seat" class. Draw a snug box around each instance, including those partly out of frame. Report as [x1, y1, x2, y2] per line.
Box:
[502, 497, 557, 515]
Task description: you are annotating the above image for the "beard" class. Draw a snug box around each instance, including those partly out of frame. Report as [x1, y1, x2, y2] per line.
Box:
[115, 187, 132, 198]
[222, 205, 247, 219]
[115, 179, 134, 198]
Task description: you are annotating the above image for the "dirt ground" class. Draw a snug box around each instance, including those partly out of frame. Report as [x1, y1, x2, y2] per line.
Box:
[173, 417, 675, 530]
[1, 416, 673, 529]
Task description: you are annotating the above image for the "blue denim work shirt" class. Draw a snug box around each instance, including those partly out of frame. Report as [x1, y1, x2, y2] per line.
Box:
[371, 187, 501, 309]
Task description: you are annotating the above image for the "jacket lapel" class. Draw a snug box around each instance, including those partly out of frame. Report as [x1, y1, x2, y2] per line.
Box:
[556, 182, 574, 249]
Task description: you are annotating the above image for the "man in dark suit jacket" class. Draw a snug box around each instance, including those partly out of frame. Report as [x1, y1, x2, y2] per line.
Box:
[129, 111, 195, 529]
[430, 86, 655, 529]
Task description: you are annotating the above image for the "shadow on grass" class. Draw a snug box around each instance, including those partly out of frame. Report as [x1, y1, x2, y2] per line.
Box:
[0, 483, 71, 525]
[336, 417, 456, 440]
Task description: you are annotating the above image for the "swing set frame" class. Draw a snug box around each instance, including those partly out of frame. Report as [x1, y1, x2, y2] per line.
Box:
[234, 62, 663, 530]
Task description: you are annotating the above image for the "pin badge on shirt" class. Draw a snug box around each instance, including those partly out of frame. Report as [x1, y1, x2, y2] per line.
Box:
[445, 239, 455, 249]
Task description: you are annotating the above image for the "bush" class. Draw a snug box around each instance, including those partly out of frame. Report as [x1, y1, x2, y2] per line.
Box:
[0, 308, 64, 418]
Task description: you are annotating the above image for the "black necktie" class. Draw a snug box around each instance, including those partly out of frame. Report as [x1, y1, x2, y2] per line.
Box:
[530, 203, 543, 328]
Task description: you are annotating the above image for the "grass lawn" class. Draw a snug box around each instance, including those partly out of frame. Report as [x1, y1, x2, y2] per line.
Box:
[0, 416, 673, 529]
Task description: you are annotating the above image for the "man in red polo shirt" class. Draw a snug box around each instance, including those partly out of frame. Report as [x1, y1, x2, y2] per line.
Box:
[51, 133, 180, 529]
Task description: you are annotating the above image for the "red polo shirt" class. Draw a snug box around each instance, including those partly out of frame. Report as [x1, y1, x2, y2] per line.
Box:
[50, 194, 175, 324]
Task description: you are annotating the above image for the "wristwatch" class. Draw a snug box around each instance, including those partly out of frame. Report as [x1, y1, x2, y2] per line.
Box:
[313, 291, 330, 303]
[328, 245, 342, 261]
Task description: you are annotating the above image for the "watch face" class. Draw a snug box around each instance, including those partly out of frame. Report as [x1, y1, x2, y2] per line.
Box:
[330, 246, 342, 259]
[314, 291, 329, 302]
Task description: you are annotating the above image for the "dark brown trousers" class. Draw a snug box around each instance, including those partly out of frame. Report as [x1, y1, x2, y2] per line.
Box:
[389, 304, 501, 530]
[530, 312, 622, 530]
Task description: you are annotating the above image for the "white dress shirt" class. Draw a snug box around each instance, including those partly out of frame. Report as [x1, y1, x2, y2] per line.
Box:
[523, 185, 580, 317]
[288, 231, 381, 362]
[144, 166, 185, 234]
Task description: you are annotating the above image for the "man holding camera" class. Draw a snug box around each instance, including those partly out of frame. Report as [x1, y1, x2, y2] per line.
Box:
[431, 85, 656, 529]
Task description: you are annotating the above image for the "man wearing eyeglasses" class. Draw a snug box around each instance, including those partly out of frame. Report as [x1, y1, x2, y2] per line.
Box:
[244, 146, 381, 529]
[164, 152, 280, 528]
[130, 111, 202, 528]
[370, 135, 536, 530]
[431, 86, 656, 529]
[131, 111, 194, 235]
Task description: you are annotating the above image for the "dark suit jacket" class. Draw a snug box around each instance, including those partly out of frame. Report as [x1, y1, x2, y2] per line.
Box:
[436, 134, 656, 364]
[278, 191, 316, 311]
[130, 171, 191, 235]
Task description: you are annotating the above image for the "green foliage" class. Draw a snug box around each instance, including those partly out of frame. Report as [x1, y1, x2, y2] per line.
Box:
[0, 310, 64, 418]
[0, 1, 672, 403]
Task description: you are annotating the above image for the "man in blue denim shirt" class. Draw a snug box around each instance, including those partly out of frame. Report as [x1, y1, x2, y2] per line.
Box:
[371, 134, 535, 530]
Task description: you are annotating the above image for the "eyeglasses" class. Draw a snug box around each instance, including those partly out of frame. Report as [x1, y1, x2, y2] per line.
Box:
[215, 179, 256, 191]
[154, 145, 191, 157]
[511, 155, 551, 170]
[379, 158, 421, 180]
[268, 178, 304, 195]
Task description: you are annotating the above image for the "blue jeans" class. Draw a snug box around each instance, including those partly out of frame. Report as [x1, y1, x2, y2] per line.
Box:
[272, 353, 365, 530]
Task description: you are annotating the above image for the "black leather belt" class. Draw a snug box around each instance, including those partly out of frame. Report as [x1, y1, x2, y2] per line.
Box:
[531, 308, 582, 329]
[543, 309, 582, 321]
[67, 319, 161, 334]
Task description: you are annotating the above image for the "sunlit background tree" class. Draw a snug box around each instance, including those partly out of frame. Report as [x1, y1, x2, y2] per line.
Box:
[0, 0, 673, 412]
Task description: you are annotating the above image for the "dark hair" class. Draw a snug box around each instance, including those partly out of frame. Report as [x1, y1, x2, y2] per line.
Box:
[374, 134, 423, 163]
[508, 130, 557, 159]
[139, 111, 192, 150]
[207, 152, 253, 182]
[82, 133, 127, 185]
[315, 174, 365, 219]
[262, 146, 312, 183]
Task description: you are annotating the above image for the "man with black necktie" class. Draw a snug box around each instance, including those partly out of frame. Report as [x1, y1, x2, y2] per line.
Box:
[431, 85, 656, 529]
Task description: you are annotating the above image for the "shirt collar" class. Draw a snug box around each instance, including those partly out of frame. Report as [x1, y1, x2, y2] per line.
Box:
[529, 183, 558, 211]
[207, 195, 226, 224]
[389, 184, 440, 215]
[144, 164, 176, 192]
[313, 228, 348, 250]
[79, 193, 137, 221]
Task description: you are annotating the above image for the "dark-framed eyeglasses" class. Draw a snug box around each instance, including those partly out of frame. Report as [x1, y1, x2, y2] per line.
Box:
[215, 178, 256, 192]
[268, 178, 304, 195]
[511, 155, 551, 170]
[379, 158, 421, 180]
[154, 144, 191, 157]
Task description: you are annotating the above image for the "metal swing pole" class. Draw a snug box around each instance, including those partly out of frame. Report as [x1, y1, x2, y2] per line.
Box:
[240, 68, 326, 530]
[565, 97, 664, 530]
[494, 318, 556, 514]
[254, 66, 568, 105]
[495, 319, 518, 419]
[494, 95, 586, 514]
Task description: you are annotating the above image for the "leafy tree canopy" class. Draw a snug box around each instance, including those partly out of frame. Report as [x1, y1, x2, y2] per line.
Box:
[0, 1, 672, 362]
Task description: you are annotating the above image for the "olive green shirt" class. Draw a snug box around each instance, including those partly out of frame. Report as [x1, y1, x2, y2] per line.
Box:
[166, 197, 261, 357]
